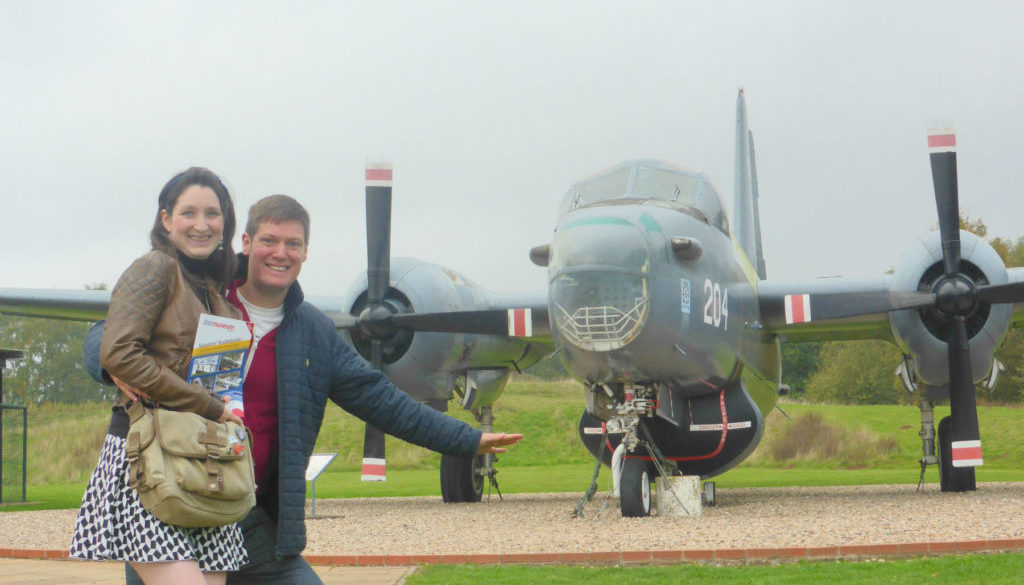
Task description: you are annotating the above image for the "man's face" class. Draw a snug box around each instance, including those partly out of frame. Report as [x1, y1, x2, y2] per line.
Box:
[242, 219, 308, 294]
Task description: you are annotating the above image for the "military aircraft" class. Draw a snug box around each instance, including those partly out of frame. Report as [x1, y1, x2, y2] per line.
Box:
[3, 91, 1023, 517]
[328, 91, 1024, 516]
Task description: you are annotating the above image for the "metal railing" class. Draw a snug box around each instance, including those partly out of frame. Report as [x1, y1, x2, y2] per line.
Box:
[0, 404, 27, 504]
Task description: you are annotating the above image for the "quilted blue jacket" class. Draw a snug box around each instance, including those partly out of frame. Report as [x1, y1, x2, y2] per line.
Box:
[85, 280, 483, 557]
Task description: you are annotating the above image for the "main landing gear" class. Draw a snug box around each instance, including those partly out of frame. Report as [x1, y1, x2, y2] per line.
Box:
[917, 396, 976, 492]
[440, 405, 502, 503]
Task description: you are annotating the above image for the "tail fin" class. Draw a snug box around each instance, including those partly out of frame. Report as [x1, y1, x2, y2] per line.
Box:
[733, 90, 767, 279]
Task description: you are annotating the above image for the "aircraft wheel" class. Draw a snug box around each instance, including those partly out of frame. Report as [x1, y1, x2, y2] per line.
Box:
[440, 453, 484, 503]
[620, 457, 652, 517]
[936, 416, 976, 492]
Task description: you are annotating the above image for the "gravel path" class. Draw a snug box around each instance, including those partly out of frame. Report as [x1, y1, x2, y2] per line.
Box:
[3, 483, 1023, 555]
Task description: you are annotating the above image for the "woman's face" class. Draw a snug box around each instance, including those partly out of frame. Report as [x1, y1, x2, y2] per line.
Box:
[160, 185, 225, 260]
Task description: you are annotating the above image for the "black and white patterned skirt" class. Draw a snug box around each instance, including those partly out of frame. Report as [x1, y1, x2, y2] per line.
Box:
[69, 433, 248, 572]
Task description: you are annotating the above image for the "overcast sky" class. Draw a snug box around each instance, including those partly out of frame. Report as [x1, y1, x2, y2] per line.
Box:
[2, 1, 1021, 298]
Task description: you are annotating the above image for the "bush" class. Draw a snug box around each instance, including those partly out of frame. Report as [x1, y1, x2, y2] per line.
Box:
[804, 341, 909, 405]
[758, 411, 900, 468]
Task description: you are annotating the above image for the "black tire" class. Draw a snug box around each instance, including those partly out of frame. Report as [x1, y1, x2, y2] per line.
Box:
[440, 453, 484, 503]
[620, 457, 652, 517]
[937, 415, 976, 492]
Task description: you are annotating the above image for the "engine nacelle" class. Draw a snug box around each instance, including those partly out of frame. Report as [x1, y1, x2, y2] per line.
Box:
[889, 230, 1011, 387]
[340, 257, 544, 407]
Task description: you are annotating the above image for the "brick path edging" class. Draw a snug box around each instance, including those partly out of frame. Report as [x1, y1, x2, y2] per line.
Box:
[4, 539, 1023, 566]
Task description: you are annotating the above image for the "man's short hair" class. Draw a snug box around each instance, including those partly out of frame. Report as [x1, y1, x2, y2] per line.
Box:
[246, 195, 310, 243]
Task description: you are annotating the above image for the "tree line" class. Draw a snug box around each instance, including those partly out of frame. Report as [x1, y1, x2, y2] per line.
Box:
[0, 284, 112, 405]
[0, 316, 112, 404]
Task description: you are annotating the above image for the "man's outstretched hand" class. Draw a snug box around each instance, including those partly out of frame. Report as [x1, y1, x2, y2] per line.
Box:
[477, 433, 524, 454]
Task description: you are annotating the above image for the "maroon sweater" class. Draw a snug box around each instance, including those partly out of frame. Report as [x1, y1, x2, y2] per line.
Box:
[226, 281, 279, 493]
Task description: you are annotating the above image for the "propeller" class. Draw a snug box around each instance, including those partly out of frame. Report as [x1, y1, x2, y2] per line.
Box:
[353, 164, 540, 483]
[927, 128, 983, 470]
[360, 162, 394, 483]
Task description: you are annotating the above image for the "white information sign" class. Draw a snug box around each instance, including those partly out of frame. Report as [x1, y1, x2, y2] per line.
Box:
[306, 453, 337, 481]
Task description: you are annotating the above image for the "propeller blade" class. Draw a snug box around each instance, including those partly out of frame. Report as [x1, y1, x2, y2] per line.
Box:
[389, 308, 539, 336]
[975, 280, 1024, 305]
[929, 128, 961, 276]
[365, 163, 393, 306]
[370, 339, 383, 370]
[361, 424, 387, 482]
[947, 315, 983, 467]
[781, 290, 936, 324]
[361, 164, 393, 481]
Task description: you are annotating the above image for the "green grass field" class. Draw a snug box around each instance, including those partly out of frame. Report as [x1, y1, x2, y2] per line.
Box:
[406, 553, 1024, 585]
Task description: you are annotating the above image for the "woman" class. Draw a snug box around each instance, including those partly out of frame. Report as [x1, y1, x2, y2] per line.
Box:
[70, 167, 247, 585]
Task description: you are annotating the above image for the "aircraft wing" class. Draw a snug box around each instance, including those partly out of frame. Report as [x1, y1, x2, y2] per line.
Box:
[0, 287, 555, 345]
[0, 288, 110, 322]
[757, 277, 899, 343]
[1008, 267, 1024, 327]
[482, 290, 552, 343]
[759, 266, 1024, 344]
[310, 290, 553, 345]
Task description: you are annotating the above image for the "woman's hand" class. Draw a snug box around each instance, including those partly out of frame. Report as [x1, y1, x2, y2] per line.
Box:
[216, 395, 244, 426]
[111, 374, 151, 402]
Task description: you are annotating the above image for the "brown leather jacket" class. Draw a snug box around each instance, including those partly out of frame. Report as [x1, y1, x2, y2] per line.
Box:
[101, 249, 240, 420]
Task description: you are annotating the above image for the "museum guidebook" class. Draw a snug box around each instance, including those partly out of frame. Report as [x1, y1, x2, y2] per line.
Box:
[187, 313, 254, 419]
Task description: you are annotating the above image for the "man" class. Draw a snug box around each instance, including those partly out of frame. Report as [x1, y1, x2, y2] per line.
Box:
[85, 195, 521, 584]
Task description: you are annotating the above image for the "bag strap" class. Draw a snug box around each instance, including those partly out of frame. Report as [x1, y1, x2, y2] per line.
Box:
[199, 419, 225, 493]
[124, 401, 147, 488]
[126, 399, 147, 424]
[124, 400, 147, 463]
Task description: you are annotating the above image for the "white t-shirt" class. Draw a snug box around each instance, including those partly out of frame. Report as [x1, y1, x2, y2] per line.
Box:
[236, 290, 285, 380]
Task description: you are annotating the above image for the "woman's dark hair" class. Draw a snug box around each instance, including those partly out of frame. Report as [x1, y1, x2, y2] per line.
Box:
[149, 167, 237, 286]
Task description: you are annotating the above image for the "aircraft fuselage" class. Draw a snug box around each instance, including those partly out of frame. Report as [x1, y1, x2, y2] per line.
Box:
[545, 160, 780, 478]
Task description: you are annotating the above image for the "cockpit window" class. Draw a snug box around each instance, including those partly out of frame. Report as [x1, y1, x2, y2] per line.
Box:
[557, 161, 730, 235]
[695, 181, 729, 234]
[557, 167, 631, 217]
[633, 167, 700, 205]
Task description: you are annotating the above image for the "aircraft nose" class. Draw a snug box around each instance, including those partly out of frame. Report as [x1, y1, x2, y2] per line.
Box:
[549, 216, 650, 351]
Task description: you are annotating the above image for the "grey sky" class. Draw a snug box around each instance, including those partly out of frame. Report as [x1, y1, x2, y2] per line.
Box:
[2, 1, 1021, 297]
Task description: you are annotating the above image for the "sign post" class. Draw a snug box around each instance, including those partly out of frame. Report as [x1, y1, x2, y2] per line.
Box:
[305, 453, 337, 517]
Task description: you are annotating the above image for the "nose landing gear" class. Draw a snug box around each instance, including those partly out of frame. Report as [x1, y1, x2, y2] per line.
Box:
[619, 457, 652, 517]
[607, 387, 686, 517]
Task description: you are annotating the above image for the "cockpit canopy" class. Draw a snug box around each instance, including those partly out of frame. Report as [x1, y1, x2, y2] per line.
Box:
[556, 160, 729, 234]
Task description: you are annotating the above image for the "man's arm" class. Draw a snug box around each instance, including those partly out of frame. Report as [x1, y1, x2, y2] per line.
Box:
[320, 322, 483, 458]
[83, 320, 111, 385]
